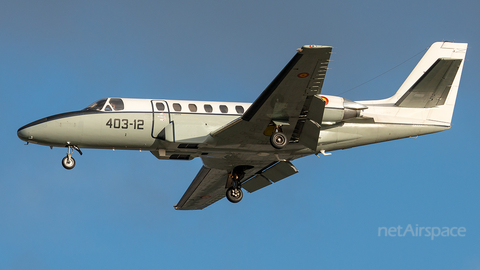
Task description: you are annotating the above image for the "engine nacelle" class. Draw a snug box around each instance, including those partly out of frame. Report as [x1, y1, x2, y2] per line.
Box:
[318, 95, 367, 124]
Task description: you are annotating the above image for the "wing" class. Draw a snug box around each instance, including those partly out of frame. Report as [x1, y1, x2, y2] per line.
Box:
[175, 45, 332, 210]
[211, 45, 332, 150]
[174, 157, 299, 210]
[174, 156, 273, 210]
[174, 165, 228, 210]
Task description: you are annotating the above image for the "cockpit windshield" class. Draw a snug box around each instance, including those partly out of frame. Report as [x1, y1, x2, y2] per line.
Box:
[82, 98, 125, 111]
[83, 98, 108, 111]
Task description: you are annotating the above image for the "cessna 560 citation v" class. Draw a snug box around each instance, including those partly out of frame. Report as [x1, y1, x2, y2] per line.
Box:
[17, 42, 467, 210]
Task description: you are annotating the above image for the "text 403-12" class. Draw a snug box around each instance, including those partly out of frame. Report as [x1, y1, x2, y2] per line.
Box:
[106, 118, 144, 130]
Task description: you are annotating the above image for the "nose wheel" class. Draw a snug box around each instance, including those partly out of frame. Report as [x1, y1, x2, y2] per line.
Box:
[62, 155, 76, 170]
[62, 145, 82, 170]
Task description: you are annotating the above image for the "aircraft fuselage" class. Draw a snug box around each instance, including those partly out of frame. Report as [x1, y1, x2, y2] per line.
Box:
[17, 96, 448, 160]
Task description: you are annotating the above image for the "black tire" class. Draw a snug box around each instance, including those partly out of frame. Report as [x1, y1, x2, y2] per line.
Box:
[62, 156, 76, 170]
[270, 132, 288, 149]
[226, 187, 243, 203]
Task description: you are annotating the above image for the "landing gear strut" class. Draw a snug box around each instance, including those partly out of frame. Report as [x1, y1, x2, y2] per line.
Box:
[62, 145, 82, 170]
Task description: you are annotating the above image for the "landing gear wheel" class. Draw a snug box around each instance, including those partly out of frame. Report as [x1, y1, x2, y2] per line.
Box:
[226, 187, 243, 203]
[62, 156, 76, 170]
[270, 132, 288, 149]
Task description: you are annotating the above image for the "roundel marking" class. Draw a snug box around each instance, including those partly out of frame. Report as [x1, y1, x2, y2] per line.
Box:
[320, 96, 329, 105]
[297, 73, 309, 78]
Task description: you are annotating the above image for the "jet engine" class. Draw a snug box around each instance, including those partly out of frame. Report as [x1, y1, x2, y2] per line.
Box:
[319, 95, 368, 124]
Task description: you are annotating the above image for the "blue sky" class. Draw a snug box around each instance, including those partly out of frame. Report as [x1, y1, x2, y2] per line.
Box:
[1, 0, 479, 269]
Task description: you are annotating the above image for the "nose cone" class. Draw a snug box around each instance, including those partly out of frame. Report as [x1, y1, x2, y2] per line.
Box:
[17, 126, 31, 141]
[17, 117, 48, 142]
[18, 112, 85, 147]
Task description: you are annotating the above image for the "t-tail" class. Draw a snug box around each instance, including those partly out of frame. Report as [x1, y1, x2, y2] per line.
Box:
[360, 41, 467, 127]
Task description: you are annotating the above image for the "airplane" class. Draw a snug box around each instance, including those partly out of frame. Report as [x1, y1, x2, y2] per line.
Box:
[17, 41, 467, 210]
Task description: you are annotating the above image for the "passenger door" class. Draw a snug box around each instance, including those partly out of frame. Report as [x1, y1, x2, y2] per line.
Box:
[151, 100, 173, 141]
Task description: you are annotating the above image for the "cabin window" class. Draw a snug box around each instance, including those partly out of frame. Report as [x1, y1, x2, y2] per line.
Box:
[204, 104, 213, 113]
[188, 104, 197, 112]
[173, 103, 182, 111]
[220, 105, 228, 113]
[156, 103, 165, 111]
[235, 106, 244, 114]
[83, 98, 107, 111]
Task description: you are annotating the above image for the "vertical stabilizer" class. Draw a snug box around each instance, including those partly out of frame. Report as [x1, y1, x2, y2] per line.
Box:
[387, 42, 467, 125]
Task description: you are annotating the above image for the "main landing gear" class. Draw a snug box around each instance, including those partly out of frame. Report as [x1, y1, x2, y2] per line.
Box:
[225, 166, 250, 204]
[62, 145, 82, 170]
[226, 185, 243, 203]
[270, 125, 287, 149]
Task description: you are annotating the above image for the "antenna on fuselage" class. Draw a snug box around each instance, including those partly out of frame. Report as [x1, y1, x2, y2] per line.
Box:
[338, 47, 428, 96]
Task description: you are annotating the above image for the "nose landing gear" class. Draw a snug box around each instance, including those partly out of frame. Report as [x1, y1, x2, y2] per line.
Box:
[62, 155, 75, 170]
[62, 145, 82, 170]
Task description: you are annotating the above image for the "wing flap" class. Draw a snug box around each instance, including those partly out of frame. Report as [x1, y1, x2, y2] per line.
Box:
[242, 174, 271, 192]
[261, 161, 299, 182]
[242, 161, 299, 193]
[298, 119, 322, 151]
[296, 95, 326, 150]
